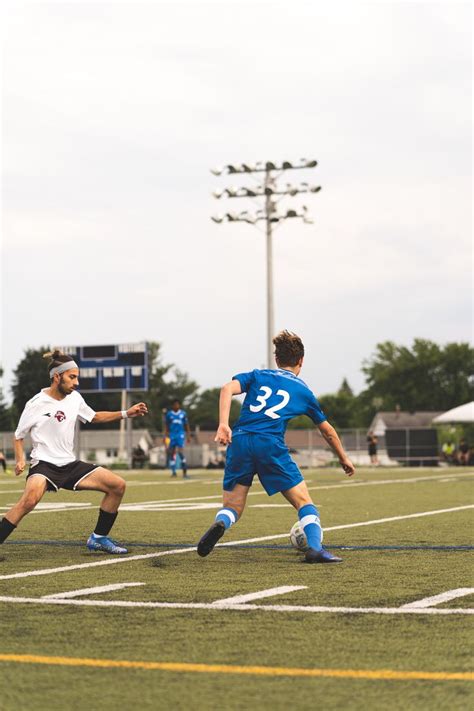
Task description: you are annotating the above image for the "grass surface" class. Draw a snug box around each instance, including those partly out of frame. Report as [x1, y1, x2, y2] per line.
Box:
[0, 466, 473, 710]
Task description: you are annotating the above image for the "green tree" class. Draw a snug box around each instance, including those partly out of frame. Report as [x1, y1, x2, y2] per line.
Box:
[286, 378, 359, 430]
[361, 339, 474, 412]
[134, 343, 200, 432]
[338, 378, 354, 397]
[11, 346, 52, 420]
[318, 378, 359, 429]
[189, 387, 241, 430]
[0, 367, 13, 431]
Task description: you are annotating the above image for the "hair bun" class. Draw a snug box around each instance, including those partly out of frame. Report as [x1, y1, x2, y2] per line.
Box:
[43, 348, 64, 361]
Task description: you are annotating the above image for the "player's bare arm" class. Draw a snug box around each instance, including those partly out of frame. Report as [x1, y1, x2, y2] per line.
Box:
[13, 438, 26, 476]
[215, 380, 242, 445]
[92, 402, 148, 424]
[318, 420, 355, 476]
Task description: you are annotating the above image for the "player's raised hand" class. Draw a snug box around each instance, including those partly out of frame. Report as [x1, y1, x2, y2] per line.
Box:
[128, 402, 148, 418]
[215, 424, 232, 445]
[340, 457, 355, 477]
[15, 460, 26, 477]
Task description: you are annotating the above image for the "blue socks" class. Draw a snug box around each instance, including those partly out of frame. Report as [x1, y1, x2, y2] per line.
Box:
[215, 508, 239, 530]
[298, 503, 322, 551]
[170, 452, 187, 475]
[170, 455, 177, 475]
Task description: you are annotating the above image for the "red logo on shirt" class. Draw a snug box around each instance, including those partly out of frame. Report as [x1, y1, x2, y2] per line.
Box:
[54, 410, 66, 422]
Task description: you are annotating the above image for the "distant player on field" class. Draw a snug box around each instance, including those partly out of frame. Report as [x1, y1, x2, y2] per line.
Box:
[164, 399, 191, 478]
[197, 331, 355, 563]
[0, 350, 148, 555]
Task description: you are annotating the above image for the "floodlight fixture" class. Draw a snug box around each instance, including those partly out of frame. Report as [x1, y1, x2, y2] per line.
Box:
[209, 158, 318, 176]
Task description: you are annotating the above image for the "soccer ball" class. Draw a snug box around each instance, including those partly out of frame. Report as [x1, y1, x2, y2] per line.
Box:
[289, 522, 309, 552]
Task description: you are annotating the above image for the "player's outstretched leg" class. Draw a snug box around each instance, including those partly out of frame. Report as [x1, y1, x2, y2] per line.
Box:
[0, 476, 48, 550]
[197, 508, 238, 557]
[76, 468, 128, 554]
[197, 484, 249, 557]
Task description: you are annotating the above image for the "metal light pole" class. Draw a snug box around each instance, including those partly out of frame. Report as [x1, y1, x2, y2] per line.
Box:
[211, 159, 321, 369]
[264, 168, 275, 368]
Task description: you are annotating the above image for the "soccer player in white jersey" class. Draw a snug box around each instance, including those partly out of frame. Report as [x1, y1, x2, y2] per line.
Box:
[0, 349, 148, 555]
[197, 331, 355, 563]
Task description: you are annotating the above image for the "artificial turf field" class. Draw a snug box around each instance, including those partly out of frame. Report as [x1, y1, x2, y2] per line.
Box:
[0, 466, 472, 710]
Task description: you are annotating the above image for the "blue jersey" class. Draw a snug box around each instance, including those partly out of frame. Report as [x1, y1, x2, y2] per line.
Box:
[166, 409, 188, 439]
[232, 368, 326, 440]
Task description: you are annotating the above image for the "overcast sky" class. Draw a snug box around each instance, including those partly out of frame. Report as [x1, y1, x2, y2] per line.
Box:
[1, 0, 472, 405]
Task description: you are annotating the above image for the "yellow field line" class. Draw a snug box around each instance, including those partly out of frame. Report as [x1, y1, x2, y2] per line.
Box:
[0, 654, 471, 681]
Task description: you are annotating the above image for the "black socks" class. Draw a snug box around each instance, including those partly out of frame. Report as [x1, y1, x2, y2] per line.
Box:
[94, 509, 118, 537]
[0, 518, 16, 544]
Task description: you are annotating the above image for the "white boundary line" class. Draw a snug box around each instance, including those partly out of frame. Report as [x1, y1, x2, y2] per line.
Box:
[0, 595, 472, 615]
[399, 588, 474, 610]
[0, 504, 472, 581]
[42, 582, 145, 599]
[212, 586, 307, 605]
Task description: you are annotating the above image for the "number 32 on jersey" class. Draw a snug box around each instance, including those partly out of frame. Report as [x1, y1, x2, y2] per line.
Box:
[249, 387, 290, 419]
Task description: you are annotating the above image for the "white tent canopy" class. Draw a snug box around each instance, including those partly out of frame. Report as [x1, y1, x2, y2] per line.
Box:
[432, 402, 474, 424]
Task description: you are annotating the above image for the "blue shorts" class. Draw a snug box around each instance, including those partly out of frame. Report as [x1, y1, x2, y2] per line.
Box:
[169, 436, 185, 449]
[223, 433, 303, 496]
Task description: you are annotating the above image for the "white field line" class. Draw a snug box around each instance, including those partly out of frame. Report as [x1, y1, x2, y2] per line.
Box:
[1, 471, 472, 516]
[0, 505, 472, 582]
[127, 479, 218, 486]
[22, 506, 93, 515]
[399, 588, 474, 610]
[0, 595, 472, 615]
[120, 503, 222, 512]
[212, 586, 307, 606]
[306, 471, 474, 495]
[42, 582, 145, 599]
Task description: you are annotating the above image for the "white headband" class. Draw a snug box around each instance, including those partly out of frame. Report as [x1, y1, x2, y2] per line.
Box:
[49, 361, 79, 378]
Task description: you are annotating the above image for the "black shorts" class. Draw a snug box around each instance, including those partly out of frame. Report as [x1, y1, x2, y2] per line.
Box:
[27, 460, 100, 492]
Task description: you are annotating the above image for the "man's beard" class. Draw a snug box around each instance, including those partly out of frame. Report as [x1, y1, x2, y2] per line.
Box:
[58, 377, 74, 396]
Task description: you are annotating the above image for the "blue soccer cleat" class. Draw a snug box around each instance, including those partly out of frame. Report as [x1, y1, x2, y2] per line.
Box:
[305, 547, 342, 564]
[86, 534, 128, 555]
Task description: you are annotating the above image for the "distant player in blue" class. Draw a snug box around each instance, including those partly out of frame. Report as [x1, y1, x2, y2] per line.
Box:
[164, 400, 191, 478]
[197, 331, 355, 563]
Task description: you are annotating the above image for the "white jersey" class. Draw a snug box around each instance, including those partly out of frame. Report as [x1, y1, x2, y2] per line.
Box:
[14, 389, 96, 466]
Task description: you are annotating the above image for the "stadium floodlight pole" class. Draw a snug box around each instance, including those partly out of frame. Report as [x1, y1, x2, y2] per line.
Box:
[265, 169, 275, 369]
[211, 159, 321, 368]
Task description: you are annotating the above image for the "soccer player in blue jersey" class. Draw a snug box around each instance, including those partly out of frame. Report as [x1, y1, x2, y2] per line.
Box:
[197, 331, 355, 563]
[164, 399, 191, 478]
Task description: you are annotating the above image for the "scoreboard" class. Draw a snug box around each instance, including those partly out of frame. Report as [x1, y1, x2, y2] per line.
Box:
[59, 342, 149, 393]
